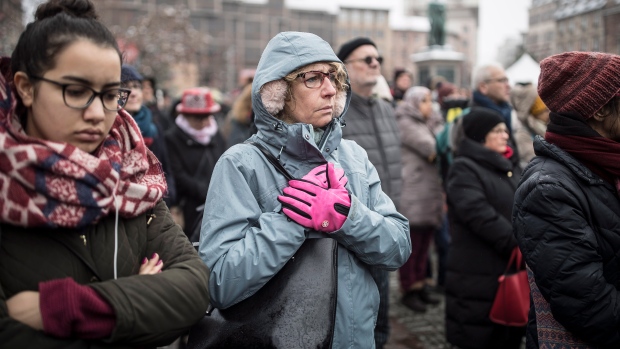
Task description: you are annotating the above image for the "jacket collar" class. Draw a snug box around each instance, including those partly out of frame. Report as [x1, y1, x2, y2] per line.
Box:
[533, 136, 608, 186]
[458, 138, 515, 173]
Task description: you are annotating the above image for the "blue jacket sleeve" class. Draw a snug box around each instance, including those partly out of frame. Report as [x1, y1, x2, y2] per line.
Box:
[329, 154, 411, 270]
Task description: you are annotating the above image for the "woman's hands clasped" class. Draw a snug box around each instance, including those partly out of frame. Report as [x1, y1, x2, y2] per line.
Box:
[278, 163, 350, 233]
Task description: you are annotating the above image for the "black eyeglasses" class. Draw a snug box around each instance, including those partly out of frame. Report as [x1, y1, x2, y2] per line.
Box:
[345, 56, 383, 65]
[296, 70, 337, 89]
[30, 75, 131, 112]
[484, 77, 509, 84]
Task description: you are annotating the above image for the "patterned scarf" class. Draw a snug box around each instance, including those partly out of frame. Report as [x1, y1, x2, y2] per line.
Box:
[0, 57, 166, 228]
[545, 112, 620, 195]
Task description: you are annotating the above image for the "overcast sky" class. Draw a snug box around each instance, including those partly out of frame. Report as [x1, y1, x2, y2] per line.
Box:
[477, 0, 532, 64]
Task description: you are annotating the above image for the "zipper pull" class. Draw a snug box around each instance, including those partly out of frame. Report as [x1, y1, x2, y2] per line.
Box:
[79, 234, 87, 246]
[147, 214, 156, 226]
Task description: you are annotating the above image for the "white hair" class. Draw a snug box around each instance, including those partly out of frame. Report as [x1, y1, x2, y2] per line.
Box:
[471, 63, 505, 90]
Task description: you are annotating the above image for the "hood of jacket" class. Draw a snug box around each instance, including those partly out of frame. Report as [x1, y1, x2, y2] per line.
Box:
[250, 32, 351, 166]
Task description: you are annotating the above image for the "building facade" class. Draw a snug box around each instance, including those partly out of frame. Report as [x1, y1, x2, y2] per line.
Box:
[525, 0, 558, 62]
[0, 0, 23, 56]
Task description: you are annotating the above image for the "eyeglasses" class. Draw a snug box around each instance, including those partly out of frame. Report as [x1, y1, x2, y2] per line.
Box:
[484, 77, 509, 84]
[345, 56, 383, 66]
[123, 81, 143, 90]
[296, 70, 337, 89]
[490, 127, 509, 134]
[30, 75, 131, 112]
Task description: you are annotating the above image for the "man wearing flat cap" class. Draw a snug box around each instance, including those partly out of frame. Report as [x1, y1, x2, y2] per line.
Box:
[337, 37, 403, 349]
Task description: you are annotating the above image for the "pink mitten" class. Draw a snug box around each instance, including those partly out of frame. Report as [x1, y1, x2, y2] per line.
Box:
[301, 163, 348, 188]
[278, 163, 350, 233]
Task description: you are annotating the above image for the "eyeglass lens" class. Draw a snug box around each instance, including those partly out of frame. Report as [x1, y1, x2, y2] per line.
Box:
[300, 71, 337, 89]
[64, 85, 130, 111]
[363, 56, 383, 65]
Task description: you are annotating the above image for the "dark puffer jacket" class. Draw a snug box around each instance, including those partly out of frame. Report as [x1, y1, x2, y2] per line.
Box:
[513, 136, 620, 348]
[445, 138, 523, 348]
[341, 93, 402, 208]
[0, 201, 210, 348]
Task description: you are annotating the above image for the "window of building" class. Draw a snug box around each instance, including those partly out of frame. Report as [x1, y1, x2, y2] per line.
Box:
[364, 10, 373, 23]
[339, 10, 348, 22]
[376, 11, 386, 24]
[580, 38, 588, 51]
[593, 13, 601, 27]
[592, 37, 599, 51]
[377, 30, 384, 38]
[581, 16, 588, 30]
[350, 9, 360, 23]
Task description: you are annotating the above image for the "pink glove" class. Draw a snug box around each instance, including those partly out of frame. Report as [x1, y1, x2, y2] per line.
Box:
[278, 163, 350, 233]
[301, 163, 348, 188]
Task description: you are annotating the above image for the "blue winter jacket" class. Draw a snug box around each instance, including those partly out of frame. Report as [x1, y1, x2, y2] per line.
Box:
[199, 31, 411, 348]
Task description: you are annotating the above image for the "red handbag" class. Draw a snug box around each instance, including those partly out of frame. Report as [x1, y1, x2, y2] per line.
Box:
[489, 247, 530, 327]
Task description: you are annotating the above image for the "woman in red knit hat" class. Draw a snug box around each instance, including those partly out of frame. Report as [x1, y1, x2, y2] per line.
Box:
[513, 51, 620, 348]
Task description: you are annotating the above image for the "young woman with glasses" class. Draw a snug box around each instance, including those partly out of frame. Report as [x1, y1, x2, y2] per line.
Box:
[0, 0, 209, 347]
[199, 31, 412, 347]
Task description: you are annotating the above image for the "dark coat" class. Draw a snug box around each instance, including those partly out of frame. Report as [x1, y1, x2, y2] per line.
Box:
[341, 93, 402, 208]
[513, 137, 620, 348]
[445, 138, 523, 348]
[164, 125, 226, 233]
[0, 201, 210, 348]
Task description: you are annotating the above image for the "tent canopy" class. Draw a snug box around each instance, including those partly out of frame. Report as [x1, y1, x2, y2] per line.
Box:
[506, 53, 540, 86]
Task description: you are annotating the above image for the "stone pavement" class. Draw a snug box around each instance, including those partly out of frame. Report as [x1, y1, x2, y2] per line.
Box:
[384, 271, 451, 349]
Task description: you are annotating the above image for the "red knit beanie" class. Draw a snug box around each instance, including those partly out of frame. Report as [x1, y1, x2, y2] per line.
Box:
[538, 51, 620, 119]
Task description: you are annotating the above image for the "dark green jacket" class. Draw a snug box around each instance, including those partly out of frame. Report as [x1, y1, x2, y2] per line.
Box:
[0, 200, 209, 348]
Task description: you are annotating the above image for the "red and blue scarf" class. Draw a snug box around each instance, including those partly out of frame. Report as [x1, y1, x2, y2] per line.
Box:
[0, 57, 166, 228]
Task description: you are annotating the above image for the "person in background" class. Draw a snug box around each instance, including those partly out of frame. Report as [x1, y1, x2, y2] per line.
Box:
[200, 31, 411, 348]
[142, 74, 172, 131]
[391, 68, 413, 105]
[445, 107, 524, 349]
[337, 37, 404, 349]
[0, 0, 210, 347]
[513, 51, 620, 348]
[121, 64, 176, 208]
[510, 82, 549, 168]
[396, 86, 443, 312]
[222, 83, 255, 148]
[436, 81, 470, 123]
[471, 63, 516, 134]
[165, 87, 226, 237]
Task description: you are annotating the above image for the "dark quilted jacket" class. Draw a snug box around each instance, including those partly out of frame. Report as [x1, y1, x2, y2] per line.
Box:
[513, 136, 620, 348]
[341, 93, 402, 208]
[0, 200, 210, 348]
[445, 138, 523, 348]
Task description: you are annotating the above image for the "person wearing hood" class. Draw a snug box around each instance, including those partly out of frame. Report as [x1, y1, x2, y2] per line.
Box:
[444, 107, 524, 349]
[513, 51, 620, 348]
[199, 31, 412, 348]
[510, 82, 549, 168]
[395, 86, 443, 313]
[121, 64, 177, 207]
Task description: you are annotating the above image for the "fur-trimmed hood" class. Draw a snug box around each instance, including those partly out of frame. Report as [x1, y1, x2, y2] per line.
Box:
[250, 32, 351, 161]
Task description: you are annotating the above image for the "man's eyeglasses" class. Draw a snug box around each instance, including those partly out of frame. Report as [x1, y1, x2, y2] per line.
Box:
[484, 77, 509, 84]
[30, 75, 131, 112]
[345, 56, 383, 65]
[296, 70, 337, 89]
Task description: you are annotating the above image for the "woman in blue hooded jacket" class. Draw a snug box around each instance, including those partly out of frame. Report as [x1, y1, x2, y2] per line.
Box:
[199, 31, 412, 348]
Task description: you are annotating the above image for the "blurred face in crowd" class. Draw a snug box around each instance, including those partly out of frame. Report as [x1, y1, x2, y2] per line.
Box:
[15, 40, 122, 153]
[284, 63, 338, 128]
[185, 114, 213, 130]
[484, 122, 510, 154]
[142, 79, 155, 103]
[419, 92, 433, 119]
[123, 80, 143, 112]
[479, 66, 510, 104]
[345, 45, 381, 94]
[396, 73, 412, 91]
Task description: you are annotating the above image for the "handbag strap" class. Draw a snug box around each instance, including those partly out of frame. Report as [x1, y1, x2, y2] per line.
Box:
[503, 247, 524, 275]
[247, 141, 294, 181]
